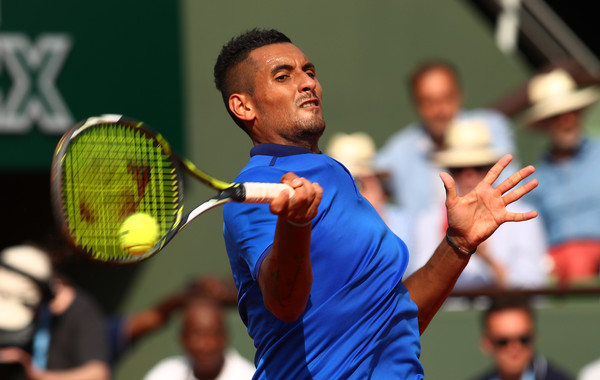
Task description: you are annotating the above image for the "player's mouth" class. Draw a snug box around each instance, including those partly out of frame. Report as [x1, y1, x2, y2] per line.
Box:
[298, 97, 320, 109]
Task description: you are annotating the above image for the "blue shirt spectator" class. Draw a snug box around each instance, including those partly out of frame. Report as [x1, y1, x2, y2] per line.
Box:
[374, 61, 517, 217]
[375, 109, 517, 217]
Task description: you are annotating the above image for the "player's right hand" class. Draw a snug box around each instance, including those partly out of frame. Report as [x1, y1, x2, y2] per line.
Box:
[270, 172, 323, 226]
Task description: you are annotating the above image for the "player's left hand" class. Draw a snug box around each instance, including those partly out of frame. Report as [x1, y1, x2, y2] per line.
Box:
[442, 154, 538, 252]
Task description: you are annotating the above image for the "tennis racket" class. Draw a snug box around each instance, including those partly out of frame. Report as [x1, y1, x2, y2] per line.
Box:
[50, 114, 293, 265]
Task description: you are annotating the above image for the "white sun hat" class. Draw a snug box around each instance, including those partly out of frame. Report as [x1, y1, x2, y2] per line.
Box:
[522, 68, 599, 126]
[326, 132, 378, 177]
[433, 119, 502, 168]
[0, 245, 53, 330]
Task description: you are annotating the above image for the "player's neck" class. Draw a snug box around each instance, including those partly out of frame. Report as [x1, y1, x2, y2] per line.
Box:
[252, 134, 321, 153]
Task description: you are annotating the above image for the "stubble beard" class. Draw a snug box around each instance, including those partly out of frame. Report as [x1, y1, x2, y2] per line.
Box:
[287, 112, 326, 148]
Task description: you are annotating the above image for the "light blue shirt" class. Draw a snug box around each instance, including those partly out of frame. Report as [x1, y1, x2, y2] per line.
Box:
[374, 109, 517, 218]
[527, 138, 600, 246]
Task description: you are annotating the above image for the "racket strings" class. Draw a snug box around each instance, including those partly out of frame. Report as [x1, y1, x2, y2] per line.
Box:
[61, 124, 181, 261]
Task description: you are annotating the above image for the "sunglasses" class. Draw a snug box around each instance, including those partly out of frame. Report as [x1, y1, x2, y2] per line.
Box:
[491, 335, 534, 348]
[449, 165, 492, 175]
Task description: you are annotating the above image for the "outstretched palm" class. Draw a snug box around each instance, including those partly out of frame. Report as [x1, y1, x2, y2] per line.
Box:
[442, 155, 539, 251]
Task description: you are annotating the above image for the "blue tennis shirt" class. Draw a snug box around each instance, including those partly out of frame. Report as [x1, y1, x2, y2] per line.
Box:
[223, 143, 423, 379]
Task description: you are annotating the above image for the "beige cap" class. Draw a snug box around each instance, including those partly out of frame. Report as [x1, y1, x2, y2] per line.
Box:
[0, 245, 52, 330]
[326, 132, 377, 177]
[433, 119, 502, 168]
[522, 68, 599, 126]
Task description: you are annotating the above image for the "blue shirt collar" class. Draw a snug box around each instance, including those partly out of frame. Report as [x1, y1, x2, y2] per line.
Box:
[250, 143, 314, 157]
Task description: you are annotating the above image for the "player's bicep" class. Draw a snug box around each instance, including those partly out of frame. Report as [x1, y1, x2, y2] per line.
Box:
[223, 203, 277, 281]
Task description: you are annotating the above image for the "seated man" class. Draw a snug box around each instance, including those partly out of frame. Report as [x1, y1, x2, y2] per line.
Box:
[471, 296, 571, 380]
[375, 60, 517, 218]
[405, 120, 548, 290]
[523, 68, 600, 286]
[143, 296, 255, 380]
[108, 275, 238, 366]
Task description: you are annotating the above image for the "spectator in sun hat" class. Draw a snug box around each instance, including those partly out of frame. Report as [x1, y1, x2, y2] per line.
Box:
[522, 68, 600, 286]
[404, 119, 548, 290]
[326, 132, 412, 248]
[0, 245, 53, 348]
[0, 244, 111, 380]
[0, 244, 54, 380]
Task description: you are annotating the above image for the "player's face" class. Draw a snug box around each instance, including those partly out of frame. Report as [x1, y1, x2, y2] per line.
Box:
[413, 68, 461, 143]
[248, 43, 325, 149]
[181, 303, 227, 378]
[483, 309, 535, 377]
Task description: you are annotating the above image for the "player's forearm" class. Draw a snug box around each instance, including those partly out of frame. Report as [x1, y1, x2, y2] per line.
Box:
[403, 239, 470, 334]
[259, 218, 313, 322]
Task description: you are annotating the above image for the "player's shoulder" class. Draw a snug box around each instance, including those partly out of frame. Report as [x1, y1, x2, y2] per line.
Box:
[235, 161, 287, 183]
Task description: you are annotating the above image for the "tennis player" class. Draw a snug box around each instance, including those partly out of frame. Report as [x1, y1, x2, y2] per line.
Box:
[214, 28, 538, 379]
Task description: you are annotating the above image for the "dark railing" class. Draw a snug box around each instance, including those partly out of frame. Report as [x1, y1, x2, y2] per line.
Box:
[450, 285, 600, 300]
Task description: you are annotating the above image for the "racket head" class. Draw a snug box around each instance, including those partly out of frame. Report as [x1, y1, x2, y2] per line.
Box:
[51, 115, 184, 265]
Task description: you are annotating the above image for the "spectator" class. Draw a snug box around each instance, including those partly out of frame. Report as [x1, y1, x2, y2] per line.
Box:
[0, 244, 53, 380]
[471, 296, 572, 380]
[325, 132, 412, 246]
[0, 244, 110, 380]
[405, 120, 548, 290]
[579, 357, 600, 380]
[108, 275, 238, 366]
[375, 60, 517, 217]
[143, 296, 255, 380]
[522, 68, 600, 286]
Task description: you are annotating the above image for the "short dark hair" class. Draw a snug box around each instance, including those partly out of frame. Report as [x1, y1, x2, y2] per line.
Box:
[214, 28, 292, 130]
[481, 296, 534, 330]
[408, 59, 461, 98]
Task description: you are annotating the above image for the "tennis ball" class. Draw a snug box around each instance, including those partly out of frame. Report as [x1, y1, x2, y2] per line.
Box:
[119, 213, 159, 255]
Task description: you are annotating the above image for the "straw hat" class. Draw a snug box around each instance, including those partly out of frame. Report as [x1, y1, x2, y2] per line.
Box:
[433, 119, 502, 168]
[522, 68, 599, 126]
[326, 132, 378, 177]
[0, 245, 53, 330]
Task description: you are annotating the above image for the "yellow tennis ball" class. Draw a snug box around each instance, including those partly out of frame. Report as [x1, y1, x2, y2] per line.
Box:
[119, 213, 159, 255]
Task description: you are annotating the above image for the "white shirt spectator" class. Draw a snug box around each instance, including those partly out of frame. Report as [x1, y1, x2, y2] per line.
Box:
[143, 349, 255, 380]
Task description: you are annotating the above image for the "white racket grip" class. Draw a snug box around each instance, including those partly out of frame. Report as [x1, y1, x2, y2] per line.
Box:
[243, 182, 295, 203]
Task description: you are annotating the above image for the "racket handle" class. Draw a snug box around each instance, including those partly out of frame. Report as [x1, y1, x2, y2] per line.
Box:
[243, 183, 295, 203]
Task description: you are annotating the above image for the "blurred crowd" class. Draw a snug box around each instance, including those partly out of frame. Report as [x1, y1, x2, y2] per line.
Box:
[322, 59, 600, 379]
[328, 60, 600, 292]
[0, 244, 254, 380]
[3, 58, 600, 380]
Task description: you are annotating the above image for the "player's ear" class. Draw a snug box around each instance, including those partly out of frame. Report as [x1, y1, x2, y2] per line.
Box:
[229, 93, 255, 122]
